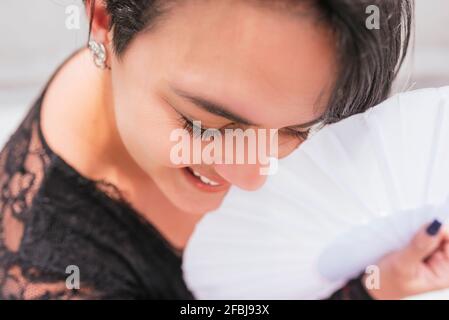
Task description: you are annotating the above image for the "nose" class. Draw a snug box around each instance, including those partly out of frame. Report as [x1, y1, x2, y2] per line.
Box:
[213, 162, 269, 191]
[207, 125, 283, 190]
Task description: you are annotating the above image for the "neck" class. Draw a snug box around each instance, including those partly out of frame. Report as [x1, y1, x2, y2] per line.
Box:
[81, 51, 146, 184]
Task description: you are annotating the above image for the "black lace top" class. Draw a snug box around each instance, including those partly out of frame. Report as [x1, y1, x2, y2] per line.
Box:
[0, 50, 372, 300]
[0, 54, 195, 300]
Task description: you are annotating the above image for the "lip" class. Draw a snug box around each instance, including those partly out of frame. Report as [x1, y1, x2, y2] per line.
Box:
[182, 167, 230, 193]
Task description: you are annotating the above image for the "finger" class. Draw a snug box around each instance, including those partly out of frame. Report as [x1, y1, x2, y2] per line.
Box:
[444, 242, 449, 260]
[428, 251, 446, 275]
[427, 251, 449, 288]
[441, 226, 449, 242]
[398, 219, 445, 264]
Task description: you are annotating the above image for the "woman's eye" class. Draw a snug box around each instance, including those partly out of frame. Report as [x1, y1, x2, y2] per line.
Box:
[179, 114, 309, 143]
[282, 129, 310, 141]
[179, 115, 214, 139]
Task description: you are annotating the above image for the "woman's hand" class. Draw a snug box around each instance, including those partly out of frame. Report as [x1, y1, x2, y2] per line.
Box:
[364, 220, 449, 299]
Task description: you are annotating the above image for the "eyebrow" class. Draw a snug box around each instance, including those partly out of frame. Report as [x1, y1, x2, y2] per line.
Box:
[172, 86, 323, 130]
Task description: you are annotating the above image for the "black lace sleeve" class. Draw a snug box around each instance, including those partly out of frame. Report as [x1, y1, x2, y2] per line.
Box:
[0, 53, 194, 300]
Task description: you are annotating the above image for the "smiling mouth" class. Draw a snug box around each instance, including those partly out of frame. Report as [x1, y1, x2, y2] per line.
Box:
[185, 167, 221, 187]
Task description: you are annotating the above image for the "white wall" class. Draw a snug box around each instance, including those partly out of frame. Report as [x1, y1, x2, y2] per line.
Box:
[394, 0, 449, 92]
[0, 0, 88, 146]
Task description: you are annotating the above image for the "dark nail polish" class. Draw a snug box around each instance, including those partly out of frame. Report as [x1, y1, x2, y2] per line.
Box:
[426, 219, 442, 236]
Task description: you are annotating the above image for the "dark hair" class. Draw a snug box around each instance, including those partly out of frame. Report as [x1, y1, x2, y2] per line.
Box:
[85, 0, 413, 124]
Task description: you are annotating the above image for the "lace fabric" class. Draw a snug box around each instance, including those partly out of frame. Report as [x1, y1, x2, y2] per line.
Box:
[0, 51, 194, 300]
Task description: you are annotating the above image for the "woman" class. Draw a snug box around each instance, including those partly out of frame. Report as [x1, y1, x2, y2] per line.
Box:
[1, 0, 449, 300]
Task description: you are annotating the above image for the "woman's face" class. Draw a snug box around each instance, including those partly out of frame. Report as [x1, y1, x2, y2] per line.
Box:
[109, 1, 336, 214]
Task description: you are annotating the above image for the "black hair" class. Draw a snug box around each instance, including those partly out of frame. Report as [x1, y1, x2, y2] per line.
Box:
[84, 0, 413, 124]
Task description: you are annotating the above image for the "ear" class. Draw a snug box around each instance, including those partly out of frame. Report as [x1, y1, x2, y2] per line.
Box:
[85, 0, 112, 45]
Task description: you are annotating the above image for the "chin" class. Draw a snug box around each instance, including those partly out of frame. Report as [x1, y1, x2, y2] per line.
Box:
[172, 181, 229, 214]
[170, 190, 228, 215]
[150, 166, 231, 214]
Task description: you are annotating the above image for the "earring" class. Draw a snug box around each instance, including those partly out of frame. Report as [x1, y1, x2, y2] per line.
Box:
[88, 40, 109, 70]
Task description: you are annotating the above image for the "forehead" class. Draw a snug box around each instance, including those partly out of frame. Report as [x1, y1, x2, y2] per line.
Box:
[134, 0, 337, 126]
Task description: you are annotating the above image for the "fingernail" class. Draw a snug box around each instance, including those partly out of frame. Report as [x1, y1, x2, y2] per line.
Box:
[426, 219, 442, 236]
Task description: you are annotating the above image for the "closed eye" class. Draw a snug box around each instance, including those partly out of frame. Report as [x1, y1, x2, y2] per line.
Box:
[281, 128, 310, 141]
[178, 110, 311, 142]
[178, 114, 221, 140]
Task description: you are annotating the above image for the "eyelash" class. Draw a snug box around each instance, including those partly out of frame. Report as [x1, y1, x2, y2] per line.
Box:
[178, 115, 214, 139]
[283, 128, 310, 141]
[178, 114, 310, 141]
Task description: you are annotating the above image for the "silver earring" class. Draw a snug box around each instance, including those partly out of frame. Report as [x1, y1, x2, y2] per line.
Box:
[88, 40, 108, 69]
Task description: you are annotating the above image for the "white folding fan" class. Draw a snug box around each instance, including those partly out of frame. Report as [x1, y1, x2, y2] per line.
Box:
[182, 86, 449, 300]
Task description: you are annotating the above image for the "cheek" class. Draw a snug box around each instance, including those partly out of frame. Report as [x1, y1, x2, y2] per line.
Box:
[110, 81, 182, 172]
[119, 119, 177, 170]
